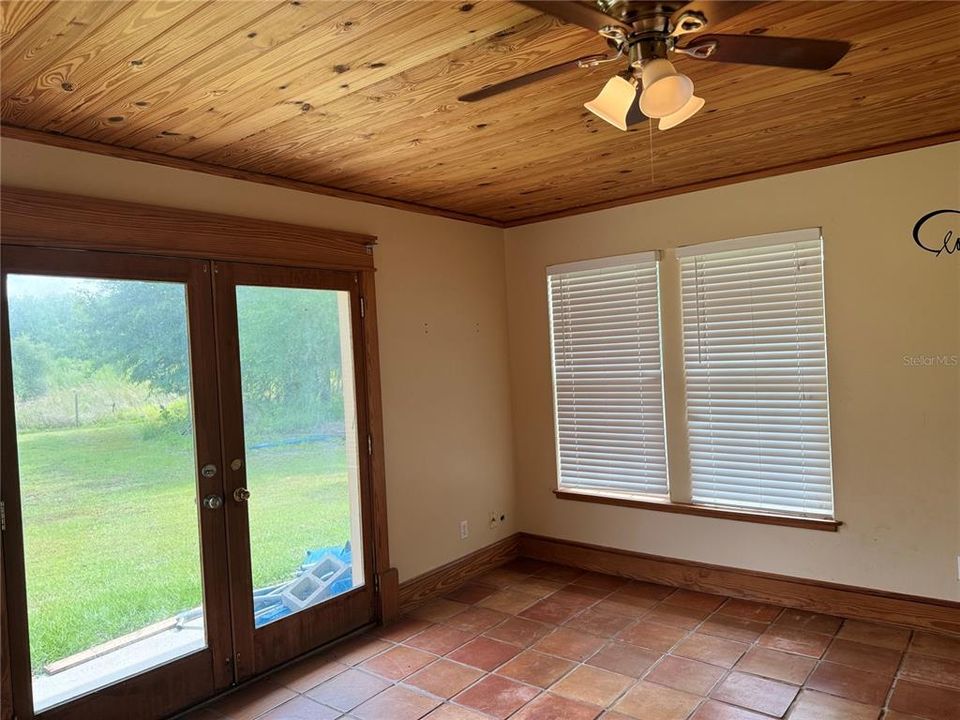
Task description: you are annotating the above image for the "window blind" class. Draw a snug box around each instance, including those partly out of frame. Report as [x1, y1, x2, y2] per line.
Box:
[678, 230, 834, 517]
[547, 253, 668, 497]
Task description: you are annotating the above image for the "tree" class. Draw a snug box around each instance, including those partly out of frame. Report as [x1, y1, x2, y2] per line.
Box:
[8, 278, 348, 438]
[10, 336, 52, 400]
[7, 292, 81, 359]
[236, 287, 345, 436]
[76, 281, 191, 395]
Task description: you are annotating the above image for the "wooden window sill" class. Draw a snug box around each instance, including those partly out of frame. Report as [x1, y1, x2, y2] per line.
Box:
[554, 489, 842, 532]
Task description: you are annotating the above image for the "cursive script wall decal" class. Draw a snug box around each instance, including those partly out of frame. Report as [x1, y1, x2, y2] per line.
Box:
[913, 209, 960, 256]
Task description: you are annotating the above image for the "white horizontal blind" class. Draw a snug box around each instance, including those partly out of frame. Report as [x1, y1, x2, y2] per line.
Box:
[679, 230, 834, 516]
[548, 254, 668, 497]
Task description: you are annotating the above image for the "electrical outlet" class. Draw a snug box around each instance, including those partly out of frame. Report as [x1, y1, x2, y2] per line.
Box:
[488, 511, 498, 529]
[459, 520, 469, 540]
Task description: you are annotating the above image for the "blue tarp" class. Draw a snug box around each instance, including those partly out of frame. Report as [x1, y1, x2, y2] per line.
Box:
[253, 542, 353, 627]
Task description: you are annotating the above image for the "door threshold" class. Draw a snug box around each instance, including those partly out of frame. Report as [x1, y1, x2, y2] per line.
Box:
[169, 621, 378, 719]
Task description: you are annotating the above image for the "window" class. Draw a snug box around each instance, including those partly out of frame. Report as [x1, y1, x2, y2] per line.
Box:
[547, 229, 836, 526]
[547, 253, 667, 497]
[678, 230, 834, 517]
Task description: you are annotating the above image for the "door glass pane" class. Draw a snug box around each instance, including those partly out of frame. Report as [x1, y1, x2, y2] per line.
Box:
[6, 274, 206, 712]
[235, 286, 364, 628]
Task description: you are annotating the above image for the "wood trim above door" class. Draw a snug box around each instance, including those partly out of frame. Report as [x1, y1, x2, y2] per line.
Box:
[0, 187, 376, 271]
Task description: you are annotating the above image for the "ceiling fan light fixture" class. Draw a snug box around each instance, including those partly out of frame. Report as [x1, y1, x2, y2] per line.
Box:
[584, 75, 642, 131]
[638, 58, 694, 118]
[658, 94, 705, 130]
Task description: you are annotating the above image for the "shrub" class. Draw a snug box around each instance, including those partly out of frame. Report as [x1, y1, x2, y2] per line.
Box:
[140, 397, 192, 441]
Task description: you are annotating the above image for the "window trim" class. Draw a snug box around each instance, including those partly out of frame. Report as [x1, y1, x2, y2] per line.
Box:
[547, 250, 659, 275]
[554, 489, 841, 531]
[546, 229, 840, 531]
[674, 227, 820, 258]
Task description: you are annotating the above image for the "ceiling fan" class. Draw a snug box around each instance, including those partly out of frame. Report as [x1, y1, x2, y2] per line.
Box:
[458, 1, 851, 131]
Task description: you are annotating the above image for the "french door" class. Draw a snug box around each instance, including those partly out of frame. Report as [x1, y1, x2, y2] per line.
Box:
[0, 247, 377, 720]
[211, 261, 375, 677]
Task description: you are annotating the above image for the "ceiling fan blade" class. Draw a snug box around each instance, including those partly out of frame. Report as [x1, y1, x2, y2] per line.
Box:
[458, 55, 606, 102]
[671, 1, 757, 32]
[517, 1, 629, 33]
[682, 34, 851, 70]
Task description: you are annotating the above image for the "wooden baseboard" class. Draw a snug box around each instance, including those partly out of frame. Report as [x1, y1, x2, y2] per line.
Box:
[518, 533, 960, 636]
[398, 535, 520, 613]
[392, 531, 959, 637]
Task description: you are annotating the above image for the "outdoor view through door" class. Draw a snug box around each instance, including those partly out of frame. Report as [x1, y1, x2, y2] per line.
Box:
[235, 286, 364, 628]
[1, 252, 376, 719]
[7, 274, 206, 712]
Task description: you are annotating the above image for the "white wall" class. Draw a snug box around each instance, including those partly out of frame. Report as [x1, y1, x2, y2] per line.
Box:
[504, 142, 960, 601]
[0, 137, 517, 583]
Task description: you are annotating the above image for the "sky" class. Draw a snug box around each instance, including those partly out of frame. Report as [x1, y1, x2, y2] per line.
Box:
[6, 274, 103, 299]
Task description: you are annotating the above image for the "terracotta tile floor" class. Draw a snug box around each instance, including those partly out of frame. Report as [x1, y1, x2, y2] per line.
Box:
[187, 559, 960, 720]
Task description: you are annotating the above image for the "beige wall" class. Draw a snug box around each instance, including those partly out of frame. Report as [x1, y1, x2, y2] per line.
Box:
[0, 137, 517, 583]
[3, 137, 958, 601]
[504, 142, 960, 601]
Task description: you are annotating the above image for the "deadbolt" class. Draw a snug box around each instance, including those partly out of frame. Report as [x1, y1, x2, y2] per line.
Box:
[233, 487, 251, 503]
[230, 458, 243, 471]
[200, 463, 217, 478]
[202, 494, 223, 510]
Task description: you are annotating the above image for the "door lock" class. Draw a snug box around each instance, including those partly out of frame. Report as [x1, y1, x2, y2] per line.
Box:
[233, 487, 251, 503]
[202, 494, 223, 510]
[200, 463, 217, 478]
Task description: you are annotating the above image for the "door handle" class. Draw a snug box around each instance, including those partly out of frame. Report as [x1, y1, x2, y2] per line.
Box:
[233, 487, 251, 503]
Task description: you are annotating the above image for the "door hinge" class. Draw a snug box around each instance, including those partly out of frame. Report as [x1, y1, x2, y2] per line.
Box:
[374, 573, 380, 593]
[359, 296, 366, 318]
[0, 500, 6, 531]
[367, 434, 373, 456]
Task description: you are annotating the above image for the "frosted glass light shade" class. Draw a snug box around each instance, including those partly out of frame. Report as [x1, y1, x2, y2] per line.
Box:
[584, 75, 643, 131]
[659, 95, 705, 130]
[639, 58, 694, 118]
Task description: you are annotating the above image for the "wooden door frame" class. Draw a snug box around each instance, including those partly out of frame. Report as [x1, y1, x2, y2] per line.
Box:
[1, 318, 14, 720]
[0, 187, 398, 717]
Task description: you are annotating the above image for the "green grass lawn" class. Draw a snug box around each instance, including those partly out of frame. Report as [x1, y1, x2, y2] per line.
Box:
[17, 423, 352, 672]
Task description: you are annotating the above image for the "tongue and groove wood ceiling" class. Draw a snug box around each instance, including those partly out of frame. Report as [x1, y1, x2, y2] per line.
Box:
[1, 1, 958, 226]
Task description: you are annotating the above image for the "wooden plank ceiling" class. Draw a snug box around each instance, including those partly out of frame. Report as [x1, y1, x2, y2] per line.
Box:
[2, 1, 959, 226]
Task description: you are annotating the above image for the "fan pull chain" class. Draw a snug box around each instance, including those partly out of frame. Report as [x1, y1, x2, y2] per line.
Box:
[647, 120, 656, 184]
